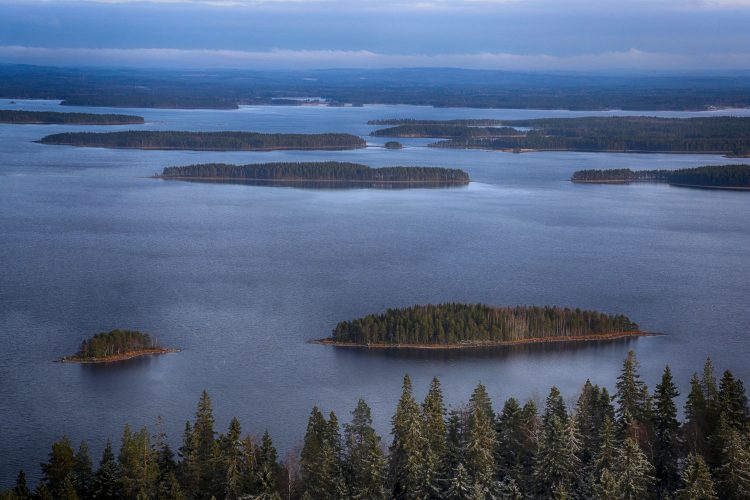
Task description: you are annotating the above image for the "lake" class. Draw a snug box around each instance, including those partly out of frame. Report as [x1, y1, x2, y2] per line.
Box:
[1, 100, 749, 485]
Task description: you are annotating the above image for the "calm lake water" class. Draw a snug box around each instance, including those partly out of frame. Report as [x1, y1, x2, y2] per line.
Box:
[1, 100, 749, 485]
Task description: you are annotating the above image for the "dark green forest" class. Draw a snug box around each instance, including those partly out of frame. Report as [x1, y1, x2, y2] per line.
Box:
[369, 116, 750, 154]
[572, 165, 750, 188]
[69, 330, 158, 360]
[0, 110, 144, 125]
[4, 353, 749, 500]
[368, 120, 506, 126]
[38, 131, 366, 151]
[384, 141, 403, 150]
[5, 65, 750, 110]
[159, 162, 469, 184]
[371, 125, 520, 139]
[329, 304, 640, 345]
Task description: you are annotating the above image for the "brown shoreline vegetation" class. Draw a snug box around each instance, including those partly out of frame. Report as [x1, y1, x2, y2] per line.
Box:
[313, 330, 658, 349]
[58, 347, 180, 364]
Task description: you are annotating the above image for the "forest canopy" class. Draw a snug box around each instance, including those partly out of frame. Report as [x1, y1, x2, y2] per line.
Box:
[159, 162, 469, 184]
[38, 131, 366, 151]
[329, 303, 640, 345]
[7, 353, 749, 500]
[0, 110, 144, 125]
[571, 165, 750, 188]
[70, 330, 159, 361]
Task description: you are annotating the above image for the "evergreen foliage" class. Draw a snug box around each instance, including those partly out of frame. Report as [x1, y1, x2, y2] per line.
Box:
[0, 110, 144, 124]
[6, 353, 750, 500]
[39, 131, 366, 151]
[72, 329, 158, 360]
[571, 164, 750, 188]
[331, 303, 640, 345]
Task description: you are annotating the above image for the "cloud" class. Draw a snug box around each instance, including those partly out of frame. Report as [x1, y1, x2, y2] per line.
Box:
[1, 45, 749, 71]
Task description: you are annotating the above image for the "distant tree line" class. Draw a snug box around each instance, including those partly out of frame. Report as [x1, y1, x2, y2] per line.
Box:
[0, 110, 144, 125]
[371, 124, 520, 139]
[159, 162, 469, 184]
[330, 304, 640, 345]
[38, 131, 367, 151]
[572, 165, 750, 188]
[4, 352, 750, 500]
[384, 141, 403, 150]
[60, 96, 239, 110]
[368, 119, 506, 126]
[367, 116, 750, 154]
[72, 330, 158, 360]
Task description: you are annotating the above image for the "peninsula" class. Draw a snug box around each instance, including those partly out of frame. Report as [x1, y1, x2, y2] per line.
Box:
[59, 329, 177, 364]
[38, 131, 367, 151]
[316, 303, 650, 348]
[156, 162, 470, 187]
[571, 164, 750, 190]
[0, 109, 144, 125]
[371, 116, 750, 155]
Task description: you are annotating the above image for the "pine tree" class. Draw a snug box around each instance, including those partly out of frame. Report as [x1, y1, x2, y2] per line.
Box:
[716, 426, 750, 500]
[677, 453, 718, 500]
[389, 374, 427, 499]
[613, 436, 655, 500]
[92, 440, 123, 500]
[344, 399, 387, 499]
[40, 435, 76, 498]
[465, 383, 497, 491]
[653, 365, 681, 497]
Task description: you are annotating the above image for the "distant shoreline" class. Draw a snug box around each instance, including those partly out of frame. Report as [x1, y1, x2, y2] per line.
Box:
[58, 347, 180, 364]
[154, 176, 469, 185]
[312, 331, 658, 349]
[35, 143, 365, 152]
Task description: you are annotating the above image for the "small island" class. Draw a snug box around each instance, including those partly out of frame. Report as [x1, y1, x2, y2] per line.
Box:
[384, 141, 404, 149]
[571, 165, 750, 190]
[38, 131, 367, 151]
[59, 329, 178, 363]
[371, 116, 750, 155]
[315, 303, 651, 348]
[0, 109, 144, 125]
[156, 162, 469, 187]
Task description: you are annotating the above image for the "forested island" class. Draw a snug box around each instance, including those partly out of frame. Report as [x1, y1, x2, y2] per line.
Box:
[571, 165, 750, 190]
[37, 131, 366, 151]
[59, 329, 177, 364]
[319, 303, 645, 348]
[384, 141, 403, 149]
[0, 110, 144, 125]
[6, 353, 749, 500]
[157, 162, 470, 187]
[371, 116, 750, 155]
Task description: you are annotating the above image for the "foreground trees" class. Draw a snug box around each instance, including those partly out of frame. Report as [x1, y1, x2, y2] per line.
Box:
[4, 352, 749, 500]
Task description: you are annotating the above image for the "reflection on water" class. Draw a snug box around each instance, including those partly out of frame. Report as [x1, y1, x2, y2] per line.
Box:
[157, 177, 470, 190]
[329, 337, 641, 361]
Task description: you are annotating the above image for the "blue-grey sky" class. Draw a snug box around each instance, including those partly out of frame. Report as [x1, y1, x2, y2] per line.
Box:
[1, 0, 749, 71]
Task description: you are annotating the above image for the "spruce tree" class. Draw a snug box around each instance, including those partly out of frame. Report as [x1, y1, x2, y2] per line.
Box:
[615, 350, 652, 439]
[592, 468, 618, 500]
[119, 425, 157, 499]
[677, 453, 718, 500]
[533, 415, 579, 496]
[446, 463, 472, 500]
[389, 374, 427, 499]
[256, 431, 280, 497]
[543, 387, 568, 428]
[193, 391, 217, 496]
[496, 398, 525, 481]
[344, 399, 386, 499]
[301, 407, 339, 499]
[465, 383, 497, 491]
[12, 470, 31, 499]
[422, 377, 448, 498]
[653, 365, 681, 497]
[685, 373, 707, 455]
[92, 440, 123, 500]
[613, 436, 655, 500]
[717, 426, 750, 500]
[73, 441, 93, 500]
[719, 370, 749, 433]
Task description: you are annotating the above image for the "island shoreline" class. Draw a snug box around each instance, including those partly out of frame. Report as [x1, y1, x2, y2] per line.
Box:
[58, 347, 180, 364]
[153, 176, 469, 185]
[311, 331, 659, 349]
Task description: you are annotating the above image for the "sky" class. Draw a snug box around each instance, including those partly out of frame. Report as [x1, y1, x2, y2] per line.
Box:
[0, 0, 749, 71]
